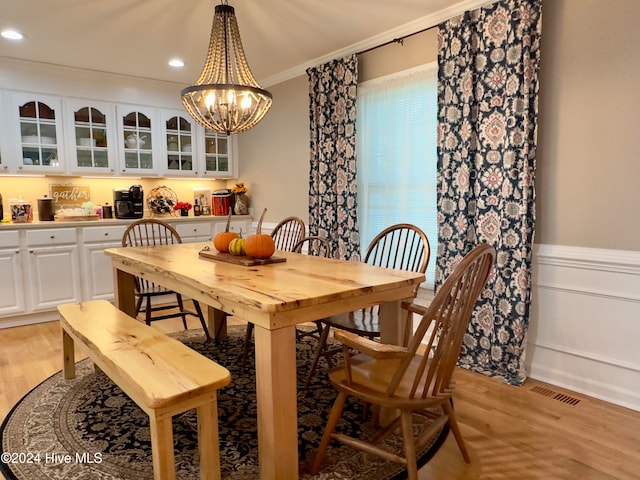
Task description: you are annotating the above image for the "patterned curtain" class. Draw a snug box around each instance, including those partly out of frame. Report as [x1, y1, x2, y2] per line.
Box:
[307, 54, 360, 261]
[437, 0, 542, 385]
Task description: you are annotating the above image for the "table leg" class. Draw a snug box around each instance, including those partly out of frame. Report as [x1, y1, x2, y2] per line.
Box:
[113, 267, 137, 317]
[62, 329, 75, 380]
[207, 306, 228, 340]
[377, 300, 403, 426]
[378, 300, 403, 345]
[253, 324, 299, 479]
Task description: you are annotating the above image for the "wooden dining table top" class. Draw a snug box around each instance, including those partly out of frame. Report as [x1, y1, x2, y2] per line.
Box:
[104, 242, 425, 328]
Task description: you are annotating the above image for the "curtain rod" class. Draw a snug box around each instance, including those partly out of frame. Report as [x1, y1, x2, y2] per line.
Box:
[356, 25, 436, 56]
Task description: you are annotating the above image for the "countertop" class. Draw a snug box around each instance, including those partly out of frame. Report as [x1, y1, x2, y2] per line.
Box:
[0, 214, 252, 230]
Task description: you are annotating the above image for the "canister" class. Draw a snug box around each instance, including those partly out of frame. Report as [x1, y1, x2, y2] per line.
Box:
[102, 203, 113, 219]
[37, 196, 55, 221]
[10, 198, 33, 223]
[212, 190, 232, 216]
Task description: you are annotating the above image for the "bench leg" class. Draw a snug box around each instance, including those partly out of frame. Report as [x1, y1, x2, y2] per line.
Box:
[197, 400, 221, 480]
[62, 329, 75, 380]
[150, 414, 176, 480]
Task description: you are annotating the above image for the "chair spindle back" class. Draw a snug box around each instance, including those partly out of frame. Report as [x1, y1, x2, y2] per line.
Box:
[389, 243, 495, 400]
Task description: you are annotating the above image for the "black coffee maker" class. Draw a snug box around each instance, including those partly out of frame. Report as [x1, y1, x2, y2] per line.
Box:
[114, 185, 144, 219]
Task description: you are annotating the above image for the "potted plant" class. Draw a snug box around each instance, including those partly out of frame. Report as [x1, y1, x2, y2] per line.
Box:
[231, 182, 249, 215]
[173, 201, 193, 217]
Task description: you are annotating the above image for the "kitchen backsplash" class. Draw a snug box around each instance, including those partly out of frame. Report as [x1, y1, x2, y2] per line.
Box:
[0, 176, 235, 219]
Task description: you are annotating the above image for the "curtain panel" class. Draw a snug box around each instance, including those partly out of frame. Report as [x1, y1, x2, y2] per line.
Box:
[307, 54, 360, 261]
[437, 0, 542, 385]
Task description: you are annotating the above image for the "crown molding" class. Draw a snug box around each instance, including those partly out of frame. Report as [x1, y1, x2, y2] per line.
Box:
[261, 0, 496, 87]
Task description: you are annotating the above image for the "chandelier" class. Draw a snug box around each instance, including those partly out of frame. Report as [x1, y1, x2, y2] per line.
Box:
[181, 1, 272, 135]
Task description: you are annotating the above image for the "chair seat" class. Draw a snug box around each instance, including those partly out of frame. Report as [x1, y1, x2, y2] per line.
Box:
[137, 285, 174, 296]
[329, 353, 452, 409]
[323, 310, 380, 337]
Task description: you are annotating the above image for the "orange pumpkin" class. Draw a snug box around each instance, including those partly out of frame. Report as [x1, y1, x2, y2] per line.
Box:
[244, 208, 275, 259]
[213, 211, 239, 252]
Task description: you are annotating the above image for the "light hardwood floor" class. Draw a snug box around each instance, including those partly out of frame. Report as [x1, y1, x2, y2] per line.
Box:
[1, 311, 639, 480]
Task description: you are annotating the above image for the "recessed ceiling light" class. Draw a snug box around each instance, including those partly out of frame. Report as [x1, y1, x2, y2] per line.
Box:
[1, 29, 24, 41]
[168, 59, 185, 68]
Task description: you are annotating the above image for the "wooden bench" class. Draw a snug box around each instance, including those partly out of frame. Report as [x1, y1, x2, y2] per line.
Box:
[58, 300, 231, 480]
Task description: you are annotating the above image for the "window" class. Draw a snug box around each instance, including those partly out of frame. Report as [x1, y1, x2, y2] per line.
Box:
[356, 62, 438, 288]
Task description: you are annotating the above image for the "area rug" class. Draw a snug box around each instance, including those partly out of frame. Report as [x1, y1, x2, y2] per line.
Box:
[1, 325, 447, 479]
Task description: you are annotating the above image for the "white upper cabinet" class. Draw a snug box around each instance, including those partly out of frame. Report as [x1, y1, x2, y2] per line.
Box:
[116, 105, 162, 176]
[201, 129, 237, 178]
[161, 109, 237, 178]
[10, 93, 66, 174]
[64, 99, 118, 175]
[0, 89, 238, 178]
[160, 110, 199, 177]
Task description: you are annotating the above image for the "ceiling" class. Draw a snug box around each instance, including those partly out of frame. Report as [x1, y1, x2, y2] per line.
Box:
[0, 0, 487, 87]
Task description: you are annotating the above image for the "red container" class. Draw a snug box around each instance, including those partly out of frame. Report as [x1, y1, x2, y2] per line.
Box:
[212, 193, 231, 216]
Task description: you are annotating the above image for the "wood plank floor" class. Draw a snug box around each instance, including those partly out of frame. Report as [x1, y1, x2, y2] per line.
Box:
[1, 310, 639, 479]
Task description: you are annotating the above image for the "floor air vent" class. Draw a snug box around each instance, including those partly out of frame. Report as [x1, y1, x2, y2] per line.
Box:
[530, 385, 581, 406]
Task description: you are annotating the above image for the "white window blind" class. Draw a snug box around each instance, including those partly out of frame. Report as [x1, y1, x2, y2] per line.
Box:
[356, 63, 438, 288]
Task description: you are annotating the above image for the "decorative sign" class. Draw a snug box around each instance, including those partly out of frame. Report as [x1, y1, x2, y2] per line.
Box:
[49, 184, 92, 208]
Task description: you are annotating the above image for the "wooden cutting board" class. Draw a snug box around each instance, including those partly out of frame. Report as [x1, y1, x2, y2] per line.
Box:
[55, 214, 100, 222]
[198, 249, 286, 266]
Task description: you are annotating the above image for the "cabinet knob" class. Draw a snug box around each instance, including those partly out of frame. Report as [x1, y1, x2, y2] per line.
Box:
[50, 235, 55, 239]
[29, 249, 34, 254]
[104, 232, 109, 236]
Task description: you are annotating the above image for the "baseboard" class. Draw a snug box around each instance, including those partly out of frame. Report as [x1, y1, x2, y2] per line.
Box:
[527, 341, 640, 411]
[527, 244, 640, 411]
[0, 310, 59, 329]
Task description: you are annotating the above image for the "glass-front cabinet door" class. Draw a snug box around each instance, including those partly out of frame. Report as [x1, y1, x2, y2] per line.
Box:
[116, 106, 159, 176]
[202, 129, 236, 177]
[161, 110, 197, 176]
[12, 94, 66, 174]
[65, 100, 117, 175]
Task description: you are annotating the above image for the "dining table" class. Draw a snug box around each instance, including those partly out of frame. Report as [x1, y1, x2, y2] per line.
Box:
[104, 241, 425, 479]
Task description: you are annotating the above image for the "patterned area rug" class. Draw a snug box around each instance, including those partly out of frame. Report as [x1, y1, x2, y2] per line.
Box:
[1, 325, 447, 479]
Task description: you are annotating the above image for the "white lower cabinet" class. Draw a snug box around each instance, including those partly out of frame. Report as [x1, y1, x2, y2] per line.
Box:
[25, 228, 82, 311]
[175, 221, 213, 243]
[0, 216, 252, 328]
[81, 225, 127, 300]
[213, 219, 251, 237]
[0, 231, 26, 316]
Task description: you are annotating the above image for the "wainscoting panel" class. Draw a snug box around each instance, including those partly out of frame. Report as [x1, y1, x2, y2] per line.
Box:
[528, 244, 640, 412]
